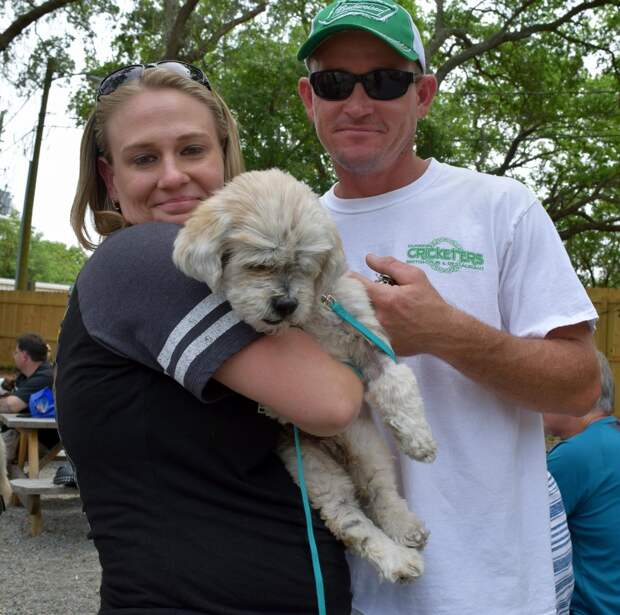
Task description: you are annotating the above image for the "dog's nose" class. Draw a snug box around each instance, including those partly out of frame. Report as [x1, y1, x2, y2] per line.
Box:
[271, 296, 298, 317]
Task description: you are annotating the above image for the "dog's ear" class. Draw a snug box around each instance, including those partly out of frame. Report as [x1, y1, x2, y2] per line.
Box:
[315, 216, 348, 295]
[173, 201, 231, 292]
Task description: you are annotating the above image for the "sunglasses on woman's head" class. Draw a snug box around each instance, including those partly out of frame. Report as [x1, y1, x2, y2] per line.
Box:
[96, 61, 211, 100]
[309, 69, 421, 101]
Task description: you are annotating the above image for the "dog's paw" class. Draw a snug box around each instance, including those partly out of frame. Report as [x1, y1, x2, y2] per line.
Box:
[391, 422, 437, 463]
[375, 543, 424, 583]
[382, 513, 429, 549]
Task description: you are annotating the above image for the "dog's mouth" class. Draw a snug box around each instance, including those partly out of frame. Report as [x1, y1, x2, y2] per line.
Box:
[262, 317, 284, 325]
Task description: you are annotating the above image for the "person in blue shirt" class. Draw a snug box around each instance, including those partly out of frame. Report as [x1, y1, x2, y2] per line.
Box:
[545, 351, 620, 615]
[0, 333, 57, 464]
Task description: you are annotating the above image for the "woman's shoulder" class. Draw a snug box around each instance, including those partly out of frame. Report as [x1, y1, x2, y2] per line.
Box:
[83, 222, 182, 280]
[96, 222, 181, 259]
[77, 221, 207, 305]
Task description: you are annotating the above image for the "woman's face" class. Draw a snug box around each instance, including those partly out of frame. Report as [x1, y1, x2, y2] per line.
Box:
[98, 88, 225, 225]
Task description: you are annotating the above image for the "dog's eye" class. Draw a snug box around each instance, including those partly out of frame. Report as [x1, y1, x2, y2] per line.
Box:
[245, 263, 271, 272]
[221, 250, 232, 269]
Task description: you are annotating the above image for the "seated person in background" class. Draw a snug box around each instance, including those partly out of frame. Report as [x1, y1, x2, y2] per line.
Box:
[0, 333, 58, 464]
[544, 350, 620, 615]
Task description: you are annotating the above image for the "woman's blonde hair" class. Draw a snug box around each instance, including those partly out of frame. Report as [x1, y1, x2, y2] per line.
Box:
[71, 68, 245, 250]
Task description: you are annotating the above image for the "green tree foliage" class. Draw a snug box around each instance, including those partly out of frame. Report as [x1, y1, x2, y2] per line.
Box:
[7, 0, 620, 284]
[0, 211, 87, 284]
[566, 225, 620, 287]
[1, 0, 118, 93]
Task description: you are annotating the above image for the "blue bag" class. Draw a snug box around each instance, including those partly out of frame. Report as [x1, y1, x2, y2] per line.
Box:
[29, 387, 55, 418]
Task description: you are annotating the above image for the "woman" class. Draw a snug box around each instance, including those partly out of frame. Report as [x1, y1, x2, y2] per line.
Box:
[55, 62, 362, 615]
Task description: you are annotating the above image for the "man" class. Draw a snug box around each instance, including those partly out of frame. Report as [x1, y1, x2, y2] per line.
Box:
[296, 1, 600, 613]
[545, 352, 620, 615]
[0, 333, 56, 463]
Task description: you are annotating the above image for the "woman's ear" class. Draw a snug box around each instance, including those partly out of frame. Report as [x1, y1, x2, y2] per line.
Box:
[97, 157, 119, 202]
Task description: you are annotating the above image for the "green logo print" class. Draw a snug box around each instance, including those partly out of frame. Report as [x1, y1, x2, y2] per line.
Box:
[320, 1, 398, 25]
[407, 237, 484, 273]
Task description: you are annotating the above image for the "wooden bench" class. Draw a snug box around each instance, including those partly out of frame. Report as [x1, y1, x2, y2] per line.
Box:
[0, 413, 60, 480]
[10, 478, 78, 536]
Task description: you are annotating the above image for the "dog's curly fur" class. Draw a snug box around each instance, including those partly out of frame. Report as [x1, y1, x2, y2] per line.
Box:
[173, 168, 437, 582]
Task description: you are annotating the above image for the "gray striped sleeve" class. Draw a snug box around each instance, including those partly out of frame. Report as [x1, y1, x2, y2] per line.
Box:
[77, 222, 261, 401]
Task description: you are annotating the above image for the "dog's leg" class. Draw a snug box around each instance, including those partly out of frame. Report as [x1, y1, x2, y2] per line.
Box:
[319, 275, 436, 462]
[365, 355, 436, 462]
[341, 417, 428, 549]
[278, 433, 424, 583]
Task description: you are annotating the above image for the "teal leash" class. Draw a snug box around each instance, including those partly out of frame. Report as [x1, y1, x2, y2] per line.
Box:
[321, 294, 397, 363]
[294, 425, 327, 615]
[294, 294, 397, 615]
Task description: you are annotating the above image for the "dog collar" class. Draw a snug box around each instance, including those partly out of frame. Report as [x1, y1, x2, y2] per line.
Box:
[320, 294, 397, 362]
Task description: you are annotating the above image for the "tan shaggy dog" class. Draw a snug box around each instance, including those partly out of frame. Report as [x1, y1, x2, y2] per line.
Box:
[173, 169, 437, 582]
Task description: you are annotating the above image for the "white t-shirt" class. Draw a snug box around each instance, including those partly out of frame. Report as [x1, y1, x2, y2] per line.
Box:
[322, 159, 597, 615]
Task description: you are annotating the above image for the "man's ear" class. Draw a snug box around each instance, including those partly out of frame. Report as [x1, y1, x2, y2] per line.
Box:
[415, 75, 438, 120]
[298, 77, 315, 123]
[97, 157, 119, 202]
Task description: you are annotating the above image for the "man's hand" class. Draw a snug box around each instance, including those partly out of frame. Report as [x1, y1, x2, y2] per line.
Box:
[351, 254, 599, 415]
[0, 377, 16, 396]
[351, 254, 456, 356]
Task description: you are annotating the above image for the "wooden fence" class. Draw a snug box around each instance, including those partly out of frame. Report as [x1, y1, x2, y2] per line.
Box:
[0, 290, 68, 367]
[0, 287, 619, 412]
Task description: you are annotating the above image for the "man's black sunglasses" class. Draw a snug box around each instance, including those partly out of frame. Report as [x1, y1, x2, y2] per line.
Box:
[97, 61, 211, 100]
[309, 69, 421, 101]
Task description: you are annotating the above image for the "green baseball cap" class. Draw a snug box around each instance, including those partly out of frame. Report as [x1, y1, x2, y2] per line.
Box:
[297, 0, 426, 71]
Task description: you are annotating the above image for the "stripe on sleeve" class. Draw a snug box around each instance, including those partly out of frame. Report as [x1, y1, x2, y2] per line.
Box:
[158, 293, 228, 372]
[173, 311, 242, 386]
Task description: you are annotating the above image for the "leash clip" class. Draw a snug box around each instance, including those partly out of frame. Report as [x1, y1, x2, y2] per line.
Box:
[320, 294, 335, 307]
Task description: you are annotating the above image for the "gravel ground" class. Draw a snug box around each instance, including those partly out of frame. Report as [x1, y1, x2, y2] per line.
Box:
[0, 461, 101, 615]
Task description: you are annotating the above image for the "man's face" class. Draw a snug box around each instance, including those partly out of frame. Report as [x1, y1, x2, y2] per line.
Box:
[13, 347, 26, 372]
[298, 30, 435, 179]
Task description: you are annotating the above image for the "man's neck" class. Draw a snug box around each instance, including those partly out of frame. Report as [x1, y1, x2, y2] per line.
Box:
[334, 154, 430, 199]
[581, 411, 609, 430]
[560, 411, 609, 439]
[21, 361, 41, 379]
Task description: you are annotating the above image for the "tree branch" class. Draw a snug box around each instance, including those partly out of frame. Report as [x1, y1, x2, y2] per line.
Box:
[545, 171, 620, 218]
[434, 0, 613, 85]
[426, 0, 448, 61]
[0, 0, 78, 52]
[184, 2, 268, 63]
[489, 123, 541, 175]
[501, 0, 541, 32]
[164, 0, 201, 59]
[559, 221, 620, 240]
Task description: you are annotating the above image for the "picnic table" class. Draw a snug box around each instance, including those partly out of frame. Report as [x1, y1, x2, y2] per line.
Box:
[1, 413, 76, 535]
[0, 413, 61, 478]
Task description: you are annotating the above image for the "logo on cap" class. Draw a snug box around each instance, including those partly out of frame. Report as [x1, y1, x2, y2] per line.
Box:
[319, 0, 398, 25]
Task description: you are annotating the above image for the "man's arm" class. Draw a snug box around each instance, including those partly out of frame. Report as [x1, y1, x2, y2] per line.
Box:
[357, 255, 600, 416]
[0, 395, 27, 413]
